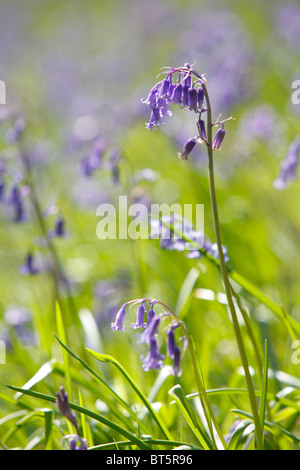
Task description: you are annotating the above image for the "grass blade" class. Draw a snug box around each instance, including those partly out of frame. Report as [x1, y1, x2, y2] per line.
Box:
[259, 339, 269, 444]
[86, 348, 173, 441]
[168, 384, 213, 450]
[6, 385, 152, 450]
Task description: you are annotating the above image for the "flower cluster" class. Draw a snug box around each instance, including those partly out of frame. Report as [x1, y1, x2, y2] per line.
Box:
[142, 63, 205, 131]
[150, 214, 229, 263]
[142, 63, 227, 160]
[111, 299, 185, 377]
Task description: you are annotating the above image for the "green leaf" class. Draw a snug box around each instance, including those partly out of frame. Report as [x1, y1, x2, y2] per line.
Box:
[6, 385, 152, 450]
[259, 339, 269, 442]
[86, 348, 173, 441]
[168, 384, 213, 450]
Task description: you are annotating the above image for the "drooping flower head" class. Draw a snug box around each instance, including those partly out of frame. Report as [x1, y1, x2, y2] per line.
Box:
[110, 298, 185, 376]
[142, 63, 207, 131]
[142, 63, 228, 159]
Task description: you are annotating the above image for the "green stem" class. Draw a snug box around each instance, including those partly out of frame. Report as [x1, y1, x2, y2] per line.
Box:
[202, 83, 264, 450]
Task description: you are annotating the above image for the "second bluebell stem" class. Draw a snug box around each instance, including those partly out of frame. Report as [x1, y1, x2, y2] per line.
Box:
[201, 82, 264, 450]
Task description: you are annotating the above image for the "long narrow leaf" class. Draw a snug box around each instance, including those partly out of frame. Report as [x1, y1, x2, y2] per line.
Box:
[6, 385, 152, 450]
[86, 348, 173, 441]
[259, 339, 269, 442]
[168, 384, 213, 450]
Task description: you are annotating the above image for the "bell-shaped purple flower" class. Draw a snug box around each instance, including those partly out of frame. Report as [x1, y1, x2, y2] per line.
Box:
[139, 313, 160, 345]
[159, 78, 170, 97]
[171, 346, 182, 377]
[19, 253, 40, 276]
[146, 107, 163, 130]
[9, 185, 25, 222]
[188, 87, 198, 112]
[197, 119, 207, 141]
[111, 304, 127, 332]
[146, 305, 156, 326]
[56, 386, 79, 432]
[49, 217, 67, 239]
[142, 337, 165, 371]
[178, 138, 197, 160]
[197, 87, 204, 108]
[131, 302, 146, 329]
[212, 128, 226, 150]
[182, 84, 189, 107]
[166, 322, 180, 359]
[141, 85, 158, 108]
[171, 83, 183, 105]
[0, 180, 5, 202]
[184, 73, 192, 88]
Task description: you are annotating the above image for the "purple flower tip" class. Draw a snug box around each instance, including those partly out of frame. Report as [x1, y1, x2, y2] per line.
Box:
[131, 302, 146, 329]
[19, 253, 40, 276]
[178, 138, 197, 160]
[171, 346, 182, 377]
[138, 313, 160, 345]
[111, 304, 127, 332]
[212, 128, 226, 150]
[142, 337, 165, 371]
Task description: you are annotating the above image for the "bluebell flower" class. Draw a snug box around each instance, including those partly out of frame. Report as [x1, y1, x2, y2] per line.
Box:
[178, 138, 197, 160]
[149, 215, 229, 263]
[274, 135, 300, 190]
[146, 107, 163, 130]
[6, 117, 26, 143]
[0, 179, 5, 202]
[56, 386, 79, 432]
[171, 346, 182, 377]
[197, 87, 204, 108]
[146, 305, 156, 326]
[197, 119, 207, 141]
[131, 302, 146, 329]
[9, 185, 26, 223]
[80, 139, 106, 177]
[19, 253, 40, 275]
[212, 128, 226, 150]
[188, 87, 198, 112]
[111, 303, 127, 331]
[69, 436, 88, 451]
[142, 337, 165, 371]
[49, 217, 68, 239]
[142, 64, 206, 131]
[139, 314, 160, 345]
[111, 298, 186, 376]
[171, 83, 183, 104]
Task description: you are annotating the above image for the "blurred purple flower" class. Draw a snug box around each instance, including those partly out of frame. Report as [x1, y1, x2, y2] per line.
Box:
[274, 2, 300, 46]
[56, 386, 79, 432]
[48, 217, 68, 239]
[274, 135, 300, 190]
[19, 253, 40, 276]
[142, 337, 165, 371]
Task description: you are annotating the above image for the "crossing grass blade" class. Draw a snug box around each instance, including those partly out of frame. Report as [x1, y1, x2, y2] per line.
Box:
[86, 348, 173, 441]
[6, 385, 152, 450]
[168, 384, 214, 450]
